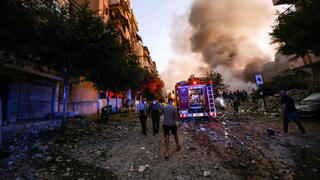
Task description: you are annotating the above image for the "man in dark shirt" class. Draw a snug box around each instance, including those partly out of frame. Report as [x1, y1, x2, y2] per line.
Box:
[148, 99, 161, 136]
[137, 98, 148, 135]
[280, 90, 307, 136]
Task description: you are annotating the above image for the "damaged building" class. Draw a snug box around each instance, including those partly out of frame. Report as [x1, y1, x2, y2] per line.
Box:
[272, 0, 320, 88]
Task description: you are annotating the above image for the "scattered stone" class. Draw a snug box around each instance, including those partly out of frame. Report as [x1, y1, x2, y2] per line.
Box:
[231, 122, 240, 126]
[239, 162, 247, 168]
[176, 176, 184, 180]
[257, 146, 262, 152]
[267, 128, 275, 135]
[311, 168, 318, 173]
[63, 172, 70, 177]
[200, 127, 206, 131]
[138, 165, 147, 172]
[129, 166, 134, 172]
[203, 171, 211, 177]
[45, 156, 52, 162]
[38, 145, 48, 152]
[33, 153, 43, 159]
[141, 147, 146, 150]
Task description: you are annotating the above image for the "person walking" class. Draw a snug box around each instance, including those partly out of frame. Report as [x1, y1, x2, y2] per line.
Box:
[137, 98, 148, 135]
[279, 90, 307, 136]
[162, 98, 181, 160]
[148, 99, 161, 136]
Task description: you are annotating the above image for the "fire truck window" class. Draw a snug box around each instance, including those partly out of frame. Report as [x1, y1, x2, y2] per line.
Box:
[189, 88, 204, 107]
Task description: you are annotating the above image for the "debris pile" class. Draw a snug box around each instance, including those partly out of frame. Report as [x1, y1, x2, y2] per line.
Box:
[266, 89, 310, 110]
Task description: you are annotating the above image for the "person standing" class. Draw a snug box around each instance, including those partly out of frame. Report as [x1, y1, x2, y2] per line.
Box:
[162, 98, 181, 160]
[279, 90, 307, 136]
[137, 98, 148, 135]
[148, 99, 161, 136]
[232, 92, 240, 112]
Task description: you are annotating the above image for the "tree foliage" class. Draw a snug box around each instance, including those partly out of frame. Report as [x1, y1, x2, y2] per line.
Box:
[138, 70, 164, 100]
[186, 71, 227, 94]
[0, 0, 41, 65]
[270, 0, 320, 57]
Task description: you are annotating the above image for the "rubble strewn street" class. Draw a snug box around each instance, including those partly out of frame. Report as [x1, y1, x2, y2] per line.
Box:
[1, 96, 320, 179]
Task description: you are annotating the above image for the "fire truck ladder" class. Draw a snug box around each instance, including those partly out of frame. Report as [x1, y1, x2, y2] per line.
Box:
[206, 86, 215, 113]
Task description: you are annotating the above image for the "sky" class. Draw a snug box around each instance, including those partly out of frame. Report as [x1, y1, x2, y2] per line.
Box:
[131, 0, 193, 73]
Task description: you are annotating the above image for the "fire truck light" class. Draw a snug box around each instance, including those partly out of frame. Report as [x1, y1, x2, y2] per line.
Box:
[209, 80, 213, 84]
[193, 81, 197, 85]
[209, 112, 216, 116]
[180, 114, 187, 118]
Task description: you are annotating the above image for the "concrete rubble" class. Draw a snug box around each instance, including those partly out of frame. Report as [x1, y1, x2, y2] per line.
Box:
[0, 91, 319, 179]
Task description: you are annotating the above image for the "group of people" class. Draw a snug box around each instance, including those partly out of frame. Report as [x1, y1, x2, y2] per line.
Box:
[218, 90, 248, 112]
[137, 98, 181, 160]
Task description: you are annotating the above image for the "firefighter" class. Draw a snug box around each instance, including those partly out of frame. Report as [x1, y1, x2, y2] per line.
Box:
[137, 98, 148, 135]
[148, 99, 161, 136]
[162, 98, 181, 160]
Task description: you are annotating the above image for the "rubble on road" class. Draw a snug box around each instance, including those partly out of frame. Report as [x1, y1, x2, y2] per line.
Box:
[0, 104, 319, 180]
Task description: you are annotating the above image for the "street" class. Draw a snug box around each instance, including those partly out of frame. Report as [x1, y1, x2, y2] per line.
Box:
[1, 101, 320, 180]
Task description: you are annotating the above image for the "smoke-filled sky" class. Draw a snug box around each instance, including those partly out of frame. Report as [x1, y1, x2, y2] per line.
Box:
[131, 0, 288, 91]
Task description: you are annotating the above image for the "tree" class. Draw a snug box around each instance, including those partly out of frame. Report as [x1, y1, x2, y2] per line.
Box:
[252, 69, 312, 99]
[137, 70, 164, 100]
[0, 0, 41, 66]
[270, 0, 320, 57]
[84, 43, 144, 115]
[186, 71, 227, 94]
[28, 0, 117, 123]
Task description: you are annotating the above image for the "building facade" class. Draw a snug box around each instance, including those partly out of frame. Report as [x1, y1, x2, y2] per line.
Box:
[0, 65, 61, 125]
[272, 0, 320, 88]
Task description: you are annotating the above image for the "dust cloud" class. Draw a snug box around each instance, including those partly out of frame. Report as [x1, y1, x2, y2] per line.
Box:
[162, 0, 285, 91]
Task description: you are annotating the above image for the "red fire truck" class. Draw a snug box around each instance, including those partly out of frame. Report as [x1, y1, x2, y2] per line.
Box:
[175, 80, 216, 120]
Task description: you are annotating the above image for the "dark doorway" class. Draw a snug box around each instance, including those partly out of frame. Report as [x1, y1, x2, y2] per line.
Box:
[0, 76, 11, 125]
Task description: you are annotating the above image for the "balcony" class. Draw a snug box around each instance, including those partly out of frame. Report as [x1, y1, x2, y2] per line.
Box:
[273, 0, 298, 5]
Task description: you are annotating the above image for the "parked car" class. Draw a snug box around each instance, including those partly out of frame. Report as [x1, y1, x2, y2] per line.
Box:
[296, 93, 320, 118]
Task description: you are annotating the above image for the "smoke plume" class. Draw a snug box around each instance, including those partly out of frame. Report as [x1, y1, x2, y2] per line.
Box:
[162, 0, 287, 91]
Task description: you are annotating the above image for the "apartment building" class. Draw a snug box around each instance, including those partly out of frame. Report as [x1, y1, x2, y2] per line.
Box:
[68, 0, 157, 115]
